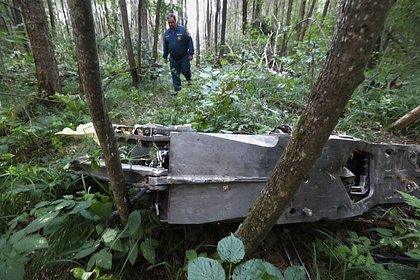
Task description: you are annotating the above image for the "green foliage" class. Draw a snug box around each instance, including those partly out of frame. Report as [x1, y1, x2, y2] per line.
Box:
[187, 234, 306, 280]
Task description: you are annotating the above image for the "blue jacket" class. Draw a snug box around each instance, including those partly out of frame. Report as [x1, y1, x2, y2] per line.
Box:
[163, 25, 194, 60]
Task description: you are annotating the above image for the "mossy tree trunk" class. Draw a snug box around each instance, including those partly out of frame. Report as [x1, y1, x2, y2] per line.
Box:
[68, 0, 130, 226]
[235, 0, 395, 255]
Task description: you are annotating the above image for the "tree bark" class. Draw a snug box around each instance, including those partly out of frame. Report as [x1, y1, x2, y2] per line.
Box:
[119, 0, 139, 86]
[206, 0, 211, 48]
[279, 0, 293, 56]
[216, 0, 227, 67]
[195, 0, 201, 67]
[295, 0, 306, 42]
[235, 0, 395, 255]
[138, 0, 143, 77]
[46, 0, 56, 37]
[252, 0, 261, 21]
[60, 0, 71, 38]
[389, 106, 420, 131]
[152, 0, 162, 62]
[68, 0, 130, 226]
[242, 0, 247, 34]
[214, 0, 220, 55]
[321, 0, 330, 20]
[21, 0, 61, 97]
[264, 0, 272, 17]
[299, 0, 317, 41]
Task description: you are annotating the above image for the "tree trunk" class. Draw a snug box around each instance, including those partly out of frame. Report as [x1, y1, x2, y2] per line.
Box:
[299, 0, 317, 41]
[60, 0, 71, 38]
[321, 0, 330, 20]
[389, 106, 420, 131]
[214, 0, 220, 55]
[253, 0, 261, 20]
[46, 0, 56, 37]
[235, 0, 395, 255]
[195, 0, 201, 67]
[216, 0, 227, 66]
[242, 0, 247, 34]
[152, 0, 162, 62]
[178, 0, 183, 25]
[119, 0, 139, 86]
[11, 0, 23, 26]
[21, 0, 61, 97]
[184, 0, 188, 28]
[264, 0, 272, 17]
[295, 0, 306, 42]
[142, 1, 150, 49]
[279, 0, 293, 56]
[68, 0, 130, 226]
[206, 0, 211, 48]
[138, 0, 143, 77]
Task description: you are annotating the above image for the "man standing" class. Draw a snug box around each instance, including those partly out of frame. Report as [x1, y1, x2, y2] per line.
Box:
[163, 13, 194, 95]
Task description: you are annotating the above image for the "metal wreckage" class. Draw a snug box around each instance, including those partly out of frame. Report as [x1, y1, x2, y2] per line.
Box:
[75, 123, 420, 225]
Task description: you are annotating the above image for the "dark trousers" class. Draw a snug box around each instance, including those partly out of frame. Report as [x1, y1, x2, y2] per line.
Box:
[169, 55, 191, 92]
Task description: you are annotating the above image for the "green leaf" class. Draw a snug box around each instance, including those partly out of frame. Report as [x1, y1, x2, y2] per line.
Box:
[283, 265, 306, 280]
[128, 242, 139, 265]
[94, 249, 113, 270]
[188, 257, 225, 280]
[13, 234, 49, 254]
[261, 261, 283, 279]
[140, 239, 156, 264]
[232, 259, 266, 280]
[54, 199, 75, 211]
[374, 228, 394, 237]
[90, 201, 113, 220]
[23, 211, 59, 234]
[405, 248, 420, 259]
[127, 210, 142, 236]
[398, 191, 420, 209]
[186, 249, 198, 261]
[73, 239, 101, 259]
[102, 228, 119, 243]
[0, 258, 25, 280]
[217, 233, 245, 264]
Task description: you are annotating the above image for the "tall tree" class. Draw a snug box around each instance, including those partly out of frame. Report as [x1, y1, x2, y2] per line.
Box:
[321, 0, 330, 21]
[138, 0, 143, 77]
[195, 0, 201, 67]
[21, 0, 61, 97]
[152, 0, 162, 62]
[295, 0, 306, 42]
[252, 0, 261, 20]
[235, 0, 395, 254]
[68, 0, 130, 226]
[206, 0, 211, 48]
[119, 0, 139, 86]
[59, 0, 71, 38]
[242, 0, 248, 34]
[299, 0, 317, 41]
[216, 0, 227, 66]
[214, 0, 220, 55]
[46, 0, 56, 37]
[279, 0, 293, 56]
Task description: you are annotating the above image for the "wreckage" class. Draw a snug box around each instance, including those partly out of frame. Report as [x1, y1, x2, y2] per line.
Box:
[74, 124, 420, 225]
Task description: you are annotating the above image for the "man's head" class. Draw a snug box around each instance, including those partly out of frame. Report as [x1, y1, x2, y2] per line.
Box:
[166, 14, 177, 30]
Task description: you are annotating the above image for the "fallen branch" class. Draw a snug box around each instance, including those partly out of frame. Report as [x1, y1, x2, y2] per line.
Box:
[389, 105, 420, 131]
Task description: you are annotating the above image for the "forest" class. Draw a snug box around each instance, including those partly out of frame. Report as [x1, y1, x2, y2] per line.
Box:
[0, 0, 419, 279]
